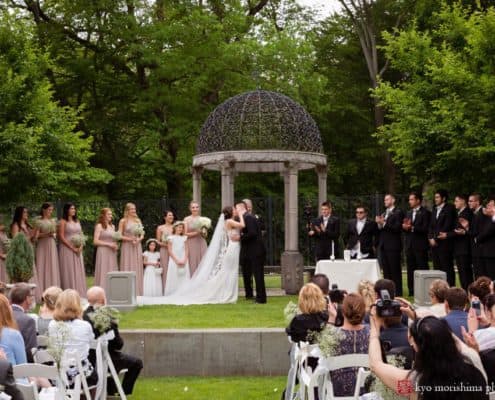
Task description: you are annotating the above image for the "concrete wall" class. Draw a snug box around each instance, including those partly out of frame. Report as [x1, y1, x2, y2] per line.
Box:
[121, 328, 290, 377]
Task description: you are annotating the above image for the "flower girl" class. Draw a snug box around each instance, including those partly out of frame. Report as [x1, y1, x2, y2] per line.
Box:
[143, 239, 162, 297]
[164, 221, 190, 295]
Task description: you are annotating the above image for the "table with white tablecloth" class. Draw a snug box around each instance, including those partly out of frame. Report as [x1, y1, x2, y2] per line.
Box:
[315, 259, 381, 292]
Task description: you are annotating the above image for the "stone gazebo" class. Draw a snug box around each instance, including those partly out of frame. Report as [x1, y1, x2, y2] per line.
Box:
[192, 90, 327, 294]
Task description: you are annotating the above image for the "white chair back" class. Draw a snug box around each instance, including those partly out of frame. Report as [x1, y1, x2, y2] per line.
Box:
[37, 335, 49, 348]
[16, 382, 38, 400]
[13, 363, 65, 400]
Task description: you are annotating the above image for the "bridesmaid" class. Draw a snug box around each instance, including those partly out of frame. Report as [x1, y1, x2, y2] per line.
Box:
[10, 206, 41, 301]
[118, 203, 144, 296]
[184, 201, 207, 277]
[156, 210, 175, 293]
[58, 203, 87, 295]
[93, 208, 118, 291]
[0, 218, 8, 283]
[33, 203, 60, 294]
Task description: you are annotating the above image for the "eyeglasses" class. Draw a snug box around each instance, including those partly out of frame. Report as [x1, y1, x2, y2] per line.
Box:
[356, 211, 365, 214]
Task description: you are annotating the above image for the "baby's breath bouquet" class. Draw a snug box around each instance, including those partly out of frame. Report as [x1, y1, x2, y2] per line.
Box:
[369, 354, 406, 400]
[47, 321, 72, 368]
[132, 223, 145, 237]
[193, 217, 211, 238]
[112, 231, 123, 242]
[34, 217, 57, 234]
[70, 233, 87, 248]
[308, 325, 344, 357]
[88, 306, 120, 335]
[161, 231, 169, 243]
[284, 300, 300, 324]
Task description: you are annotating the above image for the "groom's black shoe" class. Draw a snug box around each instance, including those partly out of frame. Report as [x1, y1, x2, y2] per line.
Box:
[254, 299, 267, 304]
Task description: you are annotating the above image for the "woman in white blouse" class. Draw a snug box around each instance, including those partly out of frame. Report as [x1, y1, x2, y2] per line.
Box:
[48, 289, 97, 386]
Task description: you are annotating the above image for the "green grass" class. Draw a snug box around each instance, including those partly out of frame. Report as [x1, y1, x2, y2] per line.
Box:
[120, 295, 297, 329]
[129, 376, 286, 400]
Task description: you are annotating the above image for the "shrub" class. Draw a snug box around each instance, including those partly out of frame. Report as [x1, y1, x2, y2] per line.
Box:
[5, 234, 34, 282]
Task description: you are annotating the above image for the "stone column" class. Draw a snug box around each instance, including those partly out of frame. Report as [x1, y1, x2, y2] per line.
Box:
[220, 162, 234, 208]
[229, 166, 236, 206]
[316, 164, 327, 207]
[281, 163, 304, 294]
[192, 167, 203, 206]
[281, 170, 290, 250]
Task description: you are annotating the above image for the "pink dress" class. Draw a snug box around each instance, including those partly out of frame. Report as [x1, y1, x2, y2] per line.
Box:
[119, 221, 144, 296]
[0, 231, 8, 283]
[186, 217, 207, 277]
[35, 219, 60, 293]
[94, 226, 118, 291]
[158, 225, 173, 291]
[58, 221, 87, 296]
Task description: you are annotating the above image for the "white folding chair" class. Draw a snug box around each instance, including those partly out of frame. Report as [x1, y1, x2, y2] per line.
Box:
[16, 381, 38, 400]
[37, 335, 49, 348]
[93, 334, 127, 400]
[319, 353, 370, 400]
[13, 363, 65, 400]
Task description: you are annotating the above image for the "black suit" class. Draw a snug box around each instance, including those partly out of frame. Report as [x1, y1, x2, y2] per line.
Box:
[312, 215, 340, 261]
[11, 304, 36, 363]
[240, 212, 266, 303]
[469, 207, 484, 278]
[429, 203, 457, 286]
[448, 207, 474, 290]
[475, 213, 495, 280]
[0, 359, 23, 400]
[377, 207, 405, 296]
[83, 306, 143, 395]
[403, 206, 431, 296]
[345, 218, 377, 258]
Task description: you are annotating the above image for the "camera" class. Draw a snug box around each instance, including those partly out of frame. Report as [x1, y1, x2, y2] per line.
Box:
[376, 290, 402, 318]
[329, 283, 347, 304]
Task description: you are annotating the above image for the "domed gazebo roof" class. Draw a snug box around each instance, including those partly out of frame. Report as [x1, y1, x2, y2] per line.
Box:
[196, 90, 323, 154]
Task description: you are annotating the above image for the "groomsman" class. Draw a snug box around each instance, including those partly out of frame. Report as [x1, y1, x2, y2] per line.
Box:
[465, 193, 484, 278]
[376, 194, 405, 296]
[429, 189, 457, 286]
[345, 206, 378, 259]
[309, 201, 340, 261]
[448, 194, 473, 290]
[402, 191, 431, 296]
[475, 197, 495, 280]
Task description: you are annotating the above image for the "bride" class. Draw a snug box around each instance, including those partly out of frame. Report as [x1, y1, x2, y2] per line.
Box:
[141, 204, 245, 305]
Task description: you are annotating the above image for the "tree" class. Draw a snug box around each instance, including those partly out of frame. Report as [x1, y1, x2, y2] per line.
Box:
[5, 234, 34, 282]
[374, 2, 495, 194]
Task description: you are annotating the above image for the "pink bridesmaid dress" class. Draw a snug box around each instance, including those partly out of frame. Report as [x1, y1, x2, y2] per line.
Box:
[35, 220, 60, 293]
[58, 221, 87, 296]
[94, 226, 118, 291]
[186, 218, 207, 277]
[119, 222, 144, 296]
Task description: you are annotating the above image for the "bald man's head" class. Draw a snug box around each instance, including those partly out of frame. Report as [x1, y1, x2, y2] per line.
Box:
[87, 286, 106, 307]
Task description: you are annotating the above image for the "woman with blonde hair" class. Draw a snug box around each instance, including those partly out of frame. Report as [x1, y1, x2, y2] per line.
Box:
[48, 289, 96, 386]
[0, 294, 26, 366]
[118, 203, 144, 295]
[357, 279, 376, 317]
[37, 286, 63, 335]
[184, 201, 207, 277]
[94, 208, 118, 290]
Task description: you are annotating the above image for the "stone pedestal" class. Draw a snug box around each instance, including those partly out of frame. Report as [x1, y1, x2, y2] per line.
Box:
[107, 271, 137, 312]
[281, 251, 304, 295]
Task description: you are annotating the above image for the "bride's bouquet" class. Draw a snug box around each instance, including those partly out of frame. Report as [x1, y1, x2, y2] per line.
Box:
[70, 233, 87, 249]
[132, 223, 145, 237]
[193, 217, 211, 239]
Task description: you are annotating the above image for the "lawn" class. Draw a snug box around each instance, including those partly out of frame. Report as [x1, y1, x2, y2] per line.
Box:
[119, 295, 297, 329]
[129, 376, 286, 400]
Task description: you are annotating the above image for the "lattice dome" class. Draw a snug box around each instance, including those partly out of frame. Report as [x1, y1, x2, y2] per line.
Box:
[196, 90, 323, 154]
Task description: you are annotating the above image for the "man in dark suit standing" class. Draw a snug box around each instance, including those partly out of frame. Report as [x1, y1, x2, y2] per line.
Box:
[429, 189, 457, 286]
[475, 197, 495, 280]
[465, 193, 484, 278]
[83, 286, 143, 396]
[345, 206, 377, 259]
[239, 201, 267, 303]
[9, 283, 36, 362]
[402, 191, 431, 297]
[448, 194, 473, 290]
[308, 201, 340, 261]
[376, 194, 405, 296]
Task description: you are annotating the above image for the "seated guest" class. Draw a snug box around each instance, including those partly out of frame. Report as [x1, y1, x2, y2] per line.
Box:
[466, 294, 495, 352]
[468, 276, 492, 304]
[379, 314, 409, 350]
[369, 314, 488, 400]
[9, 283, 36, 362]
[311, 274, 344, 326]
[0, 294, 26, 366]
[83, 286, 143, 396]
[48, 289, 97, 386]
[330, 293, 369, 397]
[417, 279, 449, 318]
[357, 280, 375, 321]
[37, 286, 63, 336]
[0, 353, 24, 400]
[443, 287, 468, 340]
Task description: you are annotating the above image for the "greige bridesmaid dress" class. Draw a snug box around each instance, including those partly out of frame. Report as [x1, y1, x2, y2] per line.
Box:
[186, 218, 207, 277]
[58, 221, 87, 296]
[119, 222, 144, 296]
[35, 221, 61, 293]
[0, 231, 8, 283]
[94, 226, 118, 291]
[159, 226, 172, 293]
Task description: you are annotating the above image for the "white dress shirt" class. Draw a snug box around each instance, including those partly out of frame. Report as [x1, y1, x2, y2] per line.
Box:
[351, 219, 369, 258]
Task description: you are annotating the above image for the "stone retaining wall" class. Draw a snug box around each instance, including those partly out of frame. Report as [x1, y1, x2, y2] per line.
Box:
[121, 328, 290, 377]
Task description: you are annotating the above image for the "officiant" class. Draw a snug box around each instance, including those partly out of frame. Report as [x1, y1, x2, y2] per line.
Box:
[308, 201, 340, 262]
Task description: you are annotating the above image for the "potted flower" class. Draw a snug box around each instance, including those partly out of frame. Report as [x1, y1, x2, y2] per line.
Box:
[5, 233, 34, 283]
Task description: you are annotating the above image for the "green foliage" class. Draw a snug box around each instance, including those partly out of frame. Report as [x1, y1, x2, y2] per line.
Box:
[5, 233, 34, 282]
[374, 2, 495, 194]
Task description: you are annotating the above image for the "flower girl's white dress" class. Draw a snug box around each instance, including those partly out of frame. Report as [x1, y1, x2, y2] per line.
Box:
[143, 250, 162, 297]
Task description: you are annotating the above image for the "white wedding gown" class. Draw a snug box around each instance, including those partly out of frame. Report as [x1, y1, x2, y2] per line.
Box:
[138, 214, 240, 305]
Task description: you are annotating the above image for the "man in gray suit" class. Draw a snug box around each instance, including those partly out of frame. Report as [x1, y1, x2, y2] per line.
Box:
[0, 350, 24, 400]
[9, 283, 36, 363]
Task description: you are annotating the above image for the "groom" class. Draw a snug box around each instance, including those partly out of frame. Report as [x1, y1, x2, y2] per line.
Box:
[238, 201, 267, 304]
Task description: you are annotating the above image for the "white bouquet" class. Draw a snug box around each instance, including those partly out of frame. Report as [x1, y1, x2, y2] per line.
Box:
[112, 231, 123, 242]
[132, 223, 145, 237]
[177, 265, 186, 276]
[1, 238, 11, 252]
[284, 300, 300, 324]
[34, 217, 57, 234]
[161, 232, 169, 243]
[194, 216, 212, 238]
[308, 325, 344, 358]
[70, 233, 87, 248]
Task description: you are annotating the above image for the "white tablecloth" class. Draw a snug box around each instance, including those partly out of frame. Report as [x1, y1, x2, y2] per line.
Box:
[315, 259, 381, 292]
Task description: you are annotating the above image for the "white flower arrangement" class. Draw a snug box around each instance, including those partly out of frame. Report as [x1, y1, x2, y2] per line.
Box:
[70, 233, 87, 248]
[34, 217, 57, 234]
[112, 231, 123, 242]
[87, 306, 120, 335]
[132, 223, 145, 237]
[369, 354, 406, 400]
[161, 232, 169, 243]
[308, 325, 344, 358]
[47, 321, 72, 368]
[1, 238, 11, 252]
[284, 300, 300, 324]
[193, 217, 211, 238]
